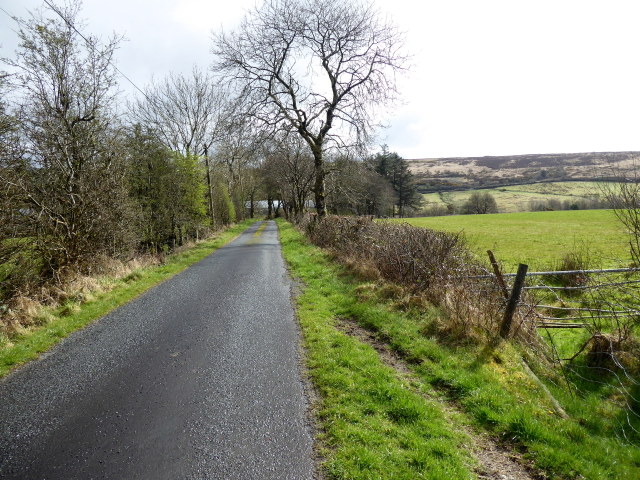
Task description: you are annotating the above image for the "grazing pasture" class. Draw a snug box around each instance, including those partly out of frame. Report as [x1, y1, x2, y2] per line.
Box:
[393, 209, 629, 271]
[422, 181, 604, 213]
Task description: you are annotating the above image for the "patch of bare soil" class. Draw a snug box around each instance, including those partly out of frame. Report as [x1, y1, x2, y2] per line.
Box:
[336, 318, 542, 480]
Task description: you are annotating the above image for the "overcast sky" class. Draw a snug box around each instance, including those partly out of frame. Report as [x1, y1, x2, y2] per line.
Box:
[2, 0, 640, 159]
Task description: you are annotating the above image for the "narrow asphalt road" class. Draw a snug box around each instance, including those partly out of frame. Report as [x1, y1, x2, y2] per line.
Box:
[0, 221, 315, 479]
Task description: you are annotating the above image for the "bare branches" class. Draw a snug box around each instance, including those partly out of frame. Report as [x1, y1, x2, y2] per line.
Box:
[129, 67, 226, 156]
[260, 132, 315, 218]
[212, 0, 407, 215]
[601, 173, 640, 266]
[214, 0, 406, 144]
[0, 0, 135, 286]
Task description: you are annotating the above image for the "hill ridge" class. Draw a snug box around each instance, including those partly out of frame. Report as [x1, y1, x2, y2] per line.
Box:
[407, 151, 639, 192]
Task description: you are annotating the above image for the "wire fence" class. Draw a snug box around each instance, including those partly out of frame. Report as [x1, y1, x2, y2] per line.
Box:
[483, 251, 640, 443]
[300, 215, 640, 444]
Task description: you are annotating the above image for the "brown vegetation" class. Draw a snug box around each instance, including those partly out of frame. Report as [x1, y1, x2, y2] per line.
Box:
[0, 254, 161, 339]
[300, 214, 541, 346]
[410, 151, 640, 192]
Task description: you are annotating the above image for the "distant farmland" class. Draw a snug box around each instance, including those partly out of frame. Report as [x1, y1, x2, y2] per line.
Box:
[421, 181, 604, 213]
[408, 151, 639, 193]
[391, 210, 630, 271]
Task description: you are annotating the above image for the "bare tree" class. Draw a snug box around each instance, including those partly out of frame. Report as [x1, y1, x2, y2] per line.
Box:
[213, 0, 407, 216]
[261, 133, 315, 218]
[213, 112, 262, 218]
[0, 72, 12, 141]
[602, 174, 640, 265]
[0, 72, 25, 243]
[130, 68, 227, 224]
[131, 67, 225, 156]
[0, 1, 135, 281]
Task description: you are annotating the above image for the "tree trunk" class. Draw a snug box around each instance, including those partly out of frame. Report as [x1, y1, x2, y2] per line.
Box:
[267, 197, 273, 219]
[312, 152, 326, 216]
[203, 145, 215, 227]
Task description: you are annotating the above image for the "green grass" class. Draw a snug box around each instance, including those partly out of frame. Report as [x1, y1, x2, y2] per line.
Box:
[394, 210, 629, 271]
[395, 208, 637, 369]
[423, 181, 605, 213]
[0, 220, 256, 378]
[279, 219, 640, 479]
[277, 220, 476, 479]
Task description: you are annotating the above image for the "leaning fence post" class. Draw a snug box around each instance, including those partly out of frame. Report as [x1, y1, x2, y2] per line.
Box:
[487, 250, 509, 299]
[500, 263, 528, 339]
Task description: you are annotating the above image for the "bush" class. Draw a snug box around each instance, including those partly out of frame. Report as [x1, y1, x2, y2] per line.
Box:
[418, 204, 453, 217]
[302, 215, 468, 289]
[299, 215, 540, 344]
[461, 192, 498, 214]
[213, 182, 236, 225]
[543, 249, 591, 288]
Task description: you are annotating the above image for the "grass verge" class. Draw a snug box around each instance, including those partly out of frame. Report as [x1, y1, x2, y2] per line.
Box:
[277, 220, 476, 479]
[0, 220, 256, 378]
[278, 219, 640, 479]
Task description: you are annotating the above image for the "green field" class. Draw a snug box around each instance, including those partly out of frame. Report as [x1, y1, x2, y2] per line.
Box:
[395, 209, 630, 271]
[278, 220, 640, 479]
[423, 181, 604, 213]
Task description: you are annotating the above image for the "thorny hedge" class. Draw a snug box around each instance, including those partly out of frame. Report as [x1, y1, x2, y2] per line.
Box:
[299, 214, 541, 346]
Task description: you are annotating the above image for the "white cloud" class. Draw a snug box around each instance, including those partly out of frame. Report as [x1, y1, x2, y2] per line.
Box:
[170, 0, 254, 33]
[2, 0, 640, 157]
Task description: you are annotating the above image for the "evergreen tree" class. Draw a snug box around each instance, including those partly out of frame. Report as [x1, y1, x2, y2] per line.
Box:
[370, 146, 422, 216]
[127, 127, 208, 249]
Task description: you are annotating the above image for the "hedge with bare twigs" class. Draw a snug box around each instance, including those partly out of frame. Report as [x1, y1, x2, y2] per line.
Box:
[299, 214, 542, 346]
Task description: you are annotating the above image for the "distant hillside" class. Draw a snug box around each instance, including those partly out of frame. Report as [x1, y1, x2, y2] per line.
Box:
[408, 151, 639, 192]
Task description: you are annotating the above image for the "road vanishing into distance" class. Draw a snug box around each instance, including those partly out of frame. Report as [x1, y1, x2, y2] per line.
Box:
[0, 221, 315, 479]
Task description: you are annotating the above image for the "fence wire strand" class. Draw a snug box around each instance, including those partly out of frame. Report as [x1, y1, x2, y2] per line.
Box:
[498, 265, 640, 443]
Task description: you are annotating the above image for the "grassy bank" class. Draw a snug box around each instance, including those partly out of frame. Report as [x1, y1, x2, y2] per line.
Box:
[394, 210, 629, 271]
[278, 219, 476, 479]
[0, 220, 256, 378]
[278, 219, 639, 479]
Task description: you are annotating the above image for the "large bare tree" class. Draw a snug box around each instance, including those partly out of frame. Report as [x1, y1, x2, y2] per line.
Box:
[213, 0, 407, 216]
[130, 68, 225, 157]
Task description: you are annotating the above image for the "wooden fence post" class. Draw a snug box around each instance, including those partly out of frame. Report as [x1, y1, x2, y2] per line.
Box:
[487, 250, 509, 299]
[500, 263, 528, 339]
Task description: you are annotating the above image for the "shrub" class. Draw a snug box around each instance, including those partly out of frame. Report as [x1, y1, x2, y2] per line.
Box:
[461, 192, 498, 214]
[300, 215, 540, 344]
[543, 249, 591, 288]
[213, 182, 236, 225]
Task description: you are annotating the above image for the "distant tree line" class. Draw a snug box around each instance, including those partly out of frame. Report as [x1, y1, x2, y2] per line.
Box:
[527, 197, 608, 212]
